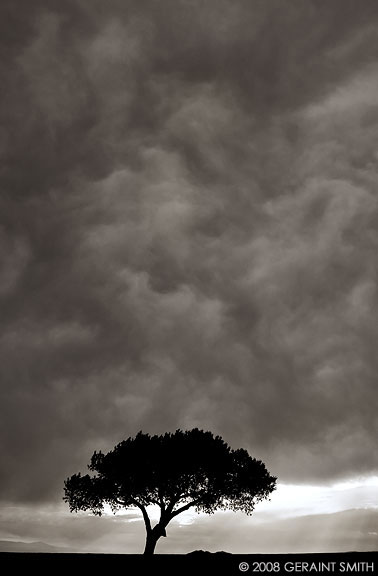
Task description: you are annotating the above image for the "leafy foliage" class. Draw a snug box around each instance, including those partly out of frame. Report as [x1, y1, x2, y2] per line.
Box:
[64, 429, 276, 553]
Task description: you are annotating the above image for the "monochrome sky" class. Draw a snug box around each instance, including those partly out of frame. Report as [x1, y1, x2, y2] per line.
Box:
[1, 0, 378, 553]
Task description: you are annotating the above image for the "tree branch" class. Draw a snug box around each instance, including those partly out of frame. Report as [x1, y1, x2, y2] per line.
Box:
[170, 499, 201, 519]
[166, 491, 192, 515]
[131, 499, 152, 533]
[158, 486, 166, 514]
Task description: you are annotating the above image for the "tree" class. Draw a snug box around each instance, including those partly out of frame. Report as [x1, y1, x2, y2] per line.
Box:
[63, 429, 276, 555]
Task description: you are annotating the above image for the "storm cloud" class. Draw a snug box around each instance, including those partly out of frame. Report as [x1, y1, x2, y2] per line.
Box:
[1, 0, 378, 514]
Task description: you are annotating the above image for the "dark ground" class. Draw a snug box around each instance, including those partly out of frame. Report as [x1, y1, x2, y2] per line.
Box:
[1, 551, 377, 575]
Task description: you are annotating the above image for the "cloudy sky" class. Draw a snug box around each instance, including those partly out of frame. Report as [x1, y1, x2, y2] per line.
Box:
[1, 0, 378, 554]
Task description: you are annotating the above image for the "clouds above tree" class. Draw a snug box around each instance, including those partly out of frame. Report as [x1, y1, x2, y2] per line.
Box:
[1, 0, 378, 507]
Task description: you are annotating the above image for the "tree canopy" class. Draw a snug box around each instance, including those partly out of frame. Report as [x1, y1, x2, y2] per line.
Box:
[64, 429, 276, 554]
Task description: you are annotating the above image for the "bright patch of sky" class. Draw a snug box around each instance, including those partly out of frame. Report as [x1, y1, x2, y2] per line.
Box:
[106, 475, 378, 526]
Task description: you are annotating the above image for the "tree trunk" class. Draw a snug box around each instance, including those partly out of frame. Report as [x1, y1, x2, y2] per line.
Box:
[143, 532, 159, 556]
[143, 524, 167, 556]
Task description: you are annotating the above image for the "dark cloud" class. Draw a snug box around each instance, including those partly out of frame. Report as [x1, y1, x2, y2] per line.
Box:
[1, 0, 378, 515]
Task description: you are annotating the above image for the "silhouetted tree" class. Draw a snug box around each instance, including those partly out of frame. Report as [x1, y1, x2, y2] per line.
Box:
[63, 429, 276, 555]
